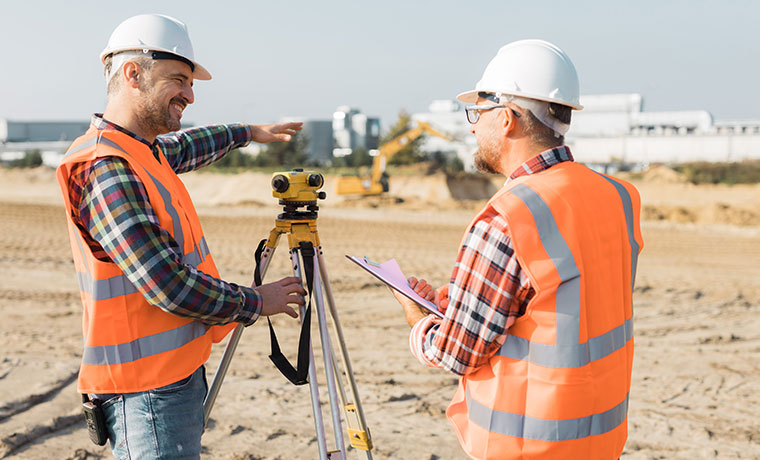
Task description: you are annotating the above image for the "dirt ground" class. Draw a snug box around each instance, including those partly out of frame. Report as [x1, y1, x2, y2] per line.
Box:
[0, 167, 758, 460]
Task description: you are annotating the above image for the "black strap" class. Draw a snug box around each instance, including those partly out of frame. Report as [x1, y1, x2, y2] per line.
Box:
[254, 240, 313, 386]
[149, 51, 195, 72]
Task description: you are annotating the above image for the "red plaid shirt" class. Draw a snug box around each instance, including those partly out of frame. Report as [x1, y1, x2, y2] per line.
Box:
[409, 146, 574, 375]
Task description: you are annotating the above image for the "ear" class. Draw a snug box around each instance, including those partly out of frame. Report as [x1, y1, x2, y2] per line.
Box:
[122, 61, 141, 89]
[501, 106, 518, 137]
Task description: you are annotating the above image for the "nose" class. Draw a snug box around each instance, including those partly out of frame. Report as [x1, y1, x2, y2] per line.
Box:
[183, 83, 194, 105]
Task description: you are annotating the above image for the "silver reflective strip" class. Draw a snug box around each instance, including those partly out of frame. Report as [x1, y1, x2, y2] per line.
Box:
[142, 168, 188, 262]
[198, 236, 210, 261]
[82, 321, 208, 365]
[497, 184, 634, 368]
[498, 317, 633, 367]
[595, 174, 640, 291]
[184, 248, 202, 268]
[73, 232, 92, 275]
[183, 237, 209, 268]
[97, 135, 129, 155]
[64, 137, 97, 157]
[77, 271, 139, 300]
[466, 388, 629, 441]
[73, 231, 139, 301]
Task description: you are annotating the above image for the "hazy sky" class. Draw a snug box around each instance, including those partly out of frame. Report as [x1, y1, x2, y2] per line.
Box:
[0, 0, 756, 128]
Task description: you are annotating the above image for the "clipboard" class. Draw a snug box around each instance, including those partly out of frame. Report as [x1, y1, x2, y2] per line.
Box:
[346, 255, 444, 318]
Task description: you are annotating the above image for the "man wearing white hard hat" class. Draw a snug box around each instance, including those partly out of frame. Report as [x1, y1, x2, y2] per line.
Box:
[393, 40, 643, 459]
[56, 14, 307, 459]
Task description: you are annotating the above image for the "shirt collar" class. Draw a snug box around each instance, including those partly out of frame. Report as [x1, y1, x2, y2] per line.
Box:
[91, 113, 159, 154]
[506, 145, 574, 183]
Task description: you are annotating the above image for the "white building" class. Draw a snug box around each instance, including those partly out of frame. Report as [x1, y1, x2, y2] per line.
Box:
[569, 94, 760, 165]
[411, 95, 760, 170]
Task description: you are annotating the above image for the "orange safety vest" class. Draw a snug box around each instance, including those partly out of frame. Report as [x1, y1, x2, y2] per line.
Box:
[56, 125, 235, 394]
[447, 161, 643, 460]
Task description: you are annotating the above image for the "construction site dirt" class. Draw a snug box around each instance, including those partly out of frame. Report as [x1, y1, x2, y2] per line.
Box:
[0, 167, 758, 459]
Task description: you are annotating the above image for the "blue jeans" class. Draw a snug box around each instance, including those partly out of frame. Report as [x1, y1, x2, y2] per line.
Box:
[100, 366, 207, 460]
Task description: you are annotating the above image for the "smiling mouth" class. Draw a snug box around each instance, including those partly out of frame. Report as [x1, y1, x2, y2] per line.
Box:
[170, 102, 185, 117]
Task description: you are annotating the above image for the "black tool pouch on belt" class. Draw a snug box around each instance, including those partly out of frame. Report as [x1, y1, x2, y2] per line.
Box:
[254, 240, 312, 386]
[81, 394, 108, 446]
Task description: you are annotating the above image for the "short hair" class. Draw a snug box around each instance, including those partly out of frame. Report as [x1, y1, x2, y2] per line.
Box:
[104, 54, 155, 98]
[520, 102, 572, 148]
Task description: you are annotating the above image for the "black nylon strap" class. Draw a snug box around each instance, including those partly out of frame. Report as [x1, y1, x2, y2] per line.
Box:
[254, 239, 313, 386]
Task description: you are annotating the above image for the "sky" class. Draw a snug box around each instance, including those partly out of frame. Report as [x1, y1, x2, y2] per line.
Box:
[0, 0, 757, 129]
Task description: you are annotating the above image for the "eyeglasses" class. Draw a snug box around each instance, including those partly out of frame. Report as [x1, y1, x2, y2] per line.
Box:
[465, 104, 504, 124]
[465, 92, 522, 124]
[465, 105, 523, 124]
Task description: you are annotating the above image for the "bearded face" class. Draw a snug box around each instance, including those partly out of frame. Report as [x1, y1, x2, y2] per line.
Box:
[132, 60, 193, 138]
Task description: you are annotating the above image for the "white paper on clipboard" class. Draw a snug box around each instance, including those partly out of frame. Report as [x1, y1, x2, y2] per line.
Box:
[346, 255, 444, 318]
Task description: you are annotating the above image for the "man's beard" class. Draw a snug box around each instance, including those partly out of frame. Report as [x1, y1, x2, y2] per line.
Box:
[473, 139, 501, 174]
[135, 83, 180, 136]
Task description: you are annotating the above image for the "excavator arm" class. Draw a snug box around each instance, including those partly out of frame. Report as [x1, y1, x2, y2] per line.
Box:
[337, 121, 450, 196]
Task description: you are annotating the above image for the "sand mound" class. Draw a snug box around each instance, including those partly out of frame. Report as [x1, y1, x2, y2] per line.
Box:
[643, 203, 760, 226]
[637, 165, 689, 183]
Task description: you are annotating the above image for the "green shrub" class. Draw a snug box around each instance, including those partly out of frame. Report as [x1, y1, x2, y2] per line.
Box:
[673, 160, 760, 185]
[7, 150, 43, 168]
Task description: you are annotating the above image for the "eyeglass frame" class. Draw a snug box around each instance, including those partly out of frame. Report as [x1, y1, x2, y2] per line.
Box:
[464, 92, 522, 124]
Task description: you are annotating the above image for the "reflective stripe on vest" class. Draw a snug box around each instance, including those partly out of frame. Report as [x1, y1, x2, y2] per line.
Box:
[466, 387, 629, 441]
[496, 181, 639, 368]
[74, 235, 211, 301]
[65, 136, 98, 158]
[596, 173, 641, 292]
[82, 321, 209, 365]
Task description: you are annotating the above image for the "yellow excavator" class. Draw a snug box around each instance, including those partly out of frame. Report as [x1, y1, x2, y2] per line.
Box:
[336, 121, 450, 196]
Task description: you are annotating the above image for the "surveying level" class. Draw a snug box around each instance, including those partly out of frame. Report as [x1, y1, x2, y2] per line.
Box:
[204, 169, 374, 460]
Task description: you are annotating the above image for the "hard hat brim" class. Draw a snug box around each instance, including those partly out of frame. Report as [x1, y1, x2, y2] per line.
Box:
[192, 63, 212, 81]
[456, 90, 480, 104]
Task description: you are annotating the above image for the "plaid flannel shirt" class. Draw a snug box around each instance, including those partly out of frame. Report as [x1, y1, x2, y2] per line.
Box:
[410, 146, 575, 376]
[67, 114, 262, 326]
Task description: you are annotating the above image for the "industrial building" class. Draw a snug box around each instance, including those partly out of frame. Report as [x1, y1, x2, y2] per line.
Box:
[0, 119, 91, 167]
[272, 107, 381, 164]
[331, 106, 381, 157]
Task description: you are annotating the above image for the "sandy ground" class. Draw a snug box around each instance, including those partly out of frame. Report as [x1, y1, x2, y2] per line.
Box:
[0, 166, 758, 460]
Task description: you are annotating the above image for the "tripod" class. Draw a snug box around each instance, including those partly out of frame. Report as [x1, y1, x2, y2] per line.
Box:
[203, 171, 373, 460]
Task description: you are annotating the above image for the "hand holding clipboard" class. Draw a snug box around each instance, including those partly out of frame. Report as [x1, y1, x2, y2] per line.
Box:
[346, 255, 444, 318]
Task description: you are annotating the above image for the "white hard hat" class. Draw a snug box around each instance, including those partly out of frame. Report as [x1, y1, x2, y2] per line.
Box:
[457, 39, 582, 110]
[100, 14, 211, 81]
